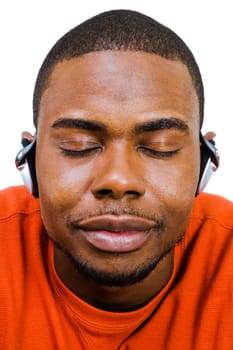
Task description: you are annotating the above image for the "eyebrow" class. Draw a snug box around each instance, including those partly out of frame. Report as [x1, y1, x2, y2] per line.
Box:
[51, 118, 105, 131]
[51, 116, 189, 134]
[135, 118, 189, 133]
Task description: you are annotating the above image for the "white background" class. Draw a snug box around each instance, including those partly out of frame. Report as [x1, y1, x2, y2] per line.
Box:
[0, 0, 232, 200]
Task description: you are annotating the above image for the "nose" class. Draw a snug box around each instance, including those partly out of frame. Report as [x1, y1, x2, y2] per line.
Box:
[91, 146, 145, 200]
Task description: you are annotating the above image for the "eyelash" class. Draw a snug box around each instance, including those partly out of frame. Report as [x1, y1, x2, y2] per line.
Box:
[61, 146, 179, 160]
[138, 147, 180, 158]
[60, 147, 102, 157]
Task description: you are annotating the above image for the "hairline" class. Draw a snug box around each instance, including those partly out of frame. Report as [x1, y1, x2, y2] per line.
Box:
[37, 49, 202, 127]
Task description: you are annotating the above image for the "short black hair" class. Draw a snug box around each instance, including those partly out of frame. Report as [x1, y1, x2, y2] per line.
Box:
[33, 9, 204, 128]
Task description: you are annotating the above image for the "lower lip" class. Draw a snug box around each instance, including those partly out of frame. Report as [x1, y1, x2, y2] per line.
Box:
[81, 230, 150, 253]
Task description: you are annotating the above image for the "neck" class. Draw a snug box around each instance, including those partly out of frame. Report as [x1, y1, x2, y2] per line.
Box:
[54, 246, 174, 312]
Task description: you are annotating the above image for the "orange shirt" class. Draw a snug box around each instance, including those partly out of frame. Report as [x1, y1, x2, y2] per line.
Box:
[0, 186, 232, 349]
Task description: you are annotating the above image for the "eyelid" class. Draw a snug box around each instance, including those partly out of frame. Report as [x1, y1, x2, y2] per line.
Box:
[137, 140, 181, 151]
[57, 137, 103, 156]
[59, 137, 101, 148]
[60, 146, 102, 157]
[137, 146, 180, 158]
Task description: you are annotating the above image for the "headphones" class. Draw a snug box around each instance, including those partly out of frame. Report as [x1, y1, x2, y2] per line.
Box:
[15, 133, 220, 198]
[15, 134, 39, 198]
[197, 133, 219, 195]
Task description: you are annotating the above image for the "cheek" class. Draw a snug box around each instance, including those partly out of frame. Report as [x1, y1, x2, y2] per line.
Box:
[145, 149, 200, 229]
[146, 159, 199, 201]
[36, 153, 95, 228]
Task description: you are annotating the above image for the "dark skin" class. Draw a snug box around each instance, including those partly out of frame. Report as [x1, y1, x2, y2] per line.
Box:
[25, 51, 203, 311]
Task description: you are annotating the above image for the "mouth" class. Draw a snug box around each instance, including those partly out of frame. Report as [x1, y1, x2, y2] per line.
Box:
[73, 215, 159, 253]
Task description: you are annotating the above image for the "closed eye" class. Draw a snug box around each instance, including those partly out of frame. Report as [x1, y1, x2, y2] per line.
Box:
[60, 146, 102, 157]
[138, 146, 180, 159]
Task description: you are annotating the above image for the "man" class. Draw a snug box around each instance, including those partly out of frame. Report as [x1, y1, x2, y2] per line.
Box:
[0, 9, 232, 349]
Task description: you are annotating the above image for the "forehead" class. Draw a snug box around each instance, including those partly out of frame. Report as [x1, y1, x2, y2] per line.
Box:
[39, 51, 199, 130]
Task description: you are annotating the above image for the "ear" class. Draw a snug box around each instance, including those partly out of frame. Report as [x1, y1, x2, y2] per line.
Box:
[21, 131, 34, 143]
[203, 131, 216, 142]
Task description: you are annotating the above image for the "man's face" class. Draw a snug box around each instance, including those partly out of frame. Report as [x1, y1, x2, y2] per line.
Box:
[36, 51, 200, 286]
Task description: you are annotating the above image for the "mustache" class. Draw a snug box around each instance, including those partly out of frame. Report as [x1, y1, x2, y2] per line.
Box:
[66, 206, 166, 232]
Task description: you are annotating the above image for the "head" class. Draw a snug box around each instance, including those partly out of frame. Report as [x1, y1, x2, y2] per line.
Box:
[33, 9, 204, 128]
[32, 10, 204, 292]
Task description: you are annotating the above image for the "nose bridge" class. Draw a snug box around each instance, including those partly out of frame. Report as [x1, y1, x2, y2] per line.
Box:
[91, 142, 145, 198]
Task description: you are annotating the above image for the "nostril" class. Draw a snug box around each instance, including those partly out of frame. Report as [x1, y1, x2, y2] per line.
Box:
[96, 189, 113, 197]
[126, 190, 140, 196]
[94, 188, 141, 199]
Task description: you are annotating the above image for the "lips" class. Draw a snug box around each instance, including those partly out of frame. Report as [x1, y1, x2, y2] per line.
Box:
[78, 215, 156, 232]
[75, 215, 156, 253]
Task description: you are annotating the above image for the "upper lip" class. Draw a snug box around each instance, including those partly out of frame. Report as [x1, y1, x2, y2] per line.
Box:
[77, 215, 156, 232]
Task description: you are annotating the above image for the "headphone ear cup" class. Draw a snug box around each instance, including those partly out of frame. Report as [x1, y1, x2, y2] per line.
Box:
[196, 145, 212, 195]
[196, 135, 219, 195]
[23, 140, 39, 198]
[15, 137, 39, 198]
